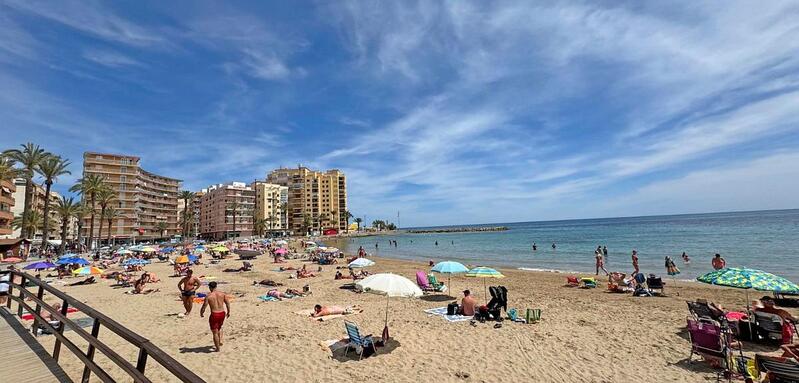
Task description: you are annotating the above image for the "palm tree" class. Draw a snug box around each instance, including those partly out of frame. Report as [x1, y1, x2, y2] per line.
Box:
[226, 199, 241, 238]
[73, 204, 91, 251]
[156, 221, 168, 239]
[103, 206, 121, 245]
[36, 155, 71, 250]
[12, 211, 42, 239]
[178, 190, 194, 237]
[70, 174, 106, 250]
[280, 202, 288, 232]
[343, 210, 354, 233]
[301, 214, 312, 236]
[254, 218, 268, 237]
[55, 196, 79, 254]
[0, 156, 21, 185]
[181, 210, 194, 238]
[354, 217, 363, 231]
[95, 187, 116, 247]
[3, 143, 49, 239]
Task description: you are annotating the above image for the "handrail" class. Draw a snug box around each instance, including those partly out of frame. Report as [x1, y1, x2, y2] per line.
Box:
[1, 270, 205, 383]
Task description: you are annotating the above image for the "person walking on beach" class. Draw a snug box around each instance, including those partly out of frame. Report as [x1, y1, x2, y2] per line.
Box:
[178, 269, 200, 317]
[631, 250, 639, 275]
[200, 281, 230, 352]
[595, 250, 608, 276]
[712, 253, 726, 270]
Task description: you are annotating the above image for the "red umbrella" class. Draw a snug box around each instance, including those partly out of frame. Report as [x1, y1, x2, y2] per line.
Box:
[2, 257, 23, 263]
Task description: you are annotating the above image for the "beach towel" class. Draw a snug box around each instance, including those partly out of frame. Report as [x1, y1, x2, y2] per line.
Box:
[319, 338, 350, 352]
[424, 307, 473, 322]
[22, 307, 79, 320]
[258, 295, 279, 302]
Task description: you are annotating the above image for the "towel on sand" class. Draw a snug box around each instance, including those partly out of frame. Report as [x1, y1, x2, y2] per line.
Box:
[258, 295, 279, 302]
[424, 307, 473, 322]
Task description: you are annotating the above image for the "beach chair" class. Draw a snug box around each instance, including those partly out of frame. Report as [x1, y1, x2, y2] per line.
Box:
[581, 277, 597, 288]
[686, 317, 729, 369]
[755, 354, 799, 382]
[343, 321, 377, 360]
[753, 311, 792, 344]
[416, 271, 445, 293]
[427, 274, 446, 291]
[566, 276, 580, 287]
[687, 301, 723, 322]
[646, 275, 665, 296]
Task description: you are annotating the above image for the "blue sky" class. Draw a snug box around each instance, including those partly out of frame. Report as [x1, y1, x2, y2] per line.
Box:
[2, 1, 799, 227]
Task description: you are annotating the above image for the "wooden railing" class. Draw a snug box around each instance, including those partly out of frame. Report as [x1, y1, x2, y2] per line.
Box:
[1, 270, 205, 383]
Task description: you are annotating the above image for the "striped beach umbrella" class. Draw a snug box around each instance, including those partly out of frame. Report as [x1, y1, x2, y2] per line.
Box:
[72, 266, 103, 276]
[465, 267, 505, 301]
[697, 267, 799, 294]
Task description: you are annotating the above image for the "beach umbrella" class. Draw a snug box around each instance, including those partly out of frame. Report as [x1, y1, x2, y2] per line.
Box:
[356, 273, 423, 340]
[431, 261, 469, 296]
[465, 266, 505, 301]
[56, 257, 90, 266]
[325, 247, 339, 253]
[60, 253, 79, 259]
[115, 249, 133, 255]
[1, 257, 23, 263]
[274, 248, 288, 255]
[122, 259, 150, 266]
[187, 255, 199, 263]
[175, 255, 190, 264]
[72, 266, 103, 276]
[160, 247, 175, 253]
[139, 247, 156, 253]
[212, 246, 229, 252]
[23, 261, 56, 270]
[348, 258, 375, 268]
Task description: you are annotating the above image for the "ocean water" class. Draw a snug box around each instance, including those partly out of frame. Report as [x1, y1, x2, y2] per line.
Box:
[329, 209, 799, 282]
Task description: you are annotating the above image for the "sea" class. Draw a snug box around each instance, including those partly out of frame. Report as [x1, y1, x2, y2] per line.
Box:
[328, 209, 799, 282]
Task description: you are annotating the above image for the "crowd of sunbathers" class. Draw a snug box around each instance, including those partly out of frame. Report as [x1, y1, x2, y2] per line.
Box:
[335, 268, 370, 280]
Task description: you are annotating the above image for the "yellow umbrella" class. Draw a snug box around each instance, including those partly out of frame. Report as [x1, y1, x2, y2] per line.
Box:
[465, 267, 505, 301]
[72, 266, 104, 275]
[175, 255, 189, 264]
[139, 247, 156, 253]
[212, 246, 229, 252]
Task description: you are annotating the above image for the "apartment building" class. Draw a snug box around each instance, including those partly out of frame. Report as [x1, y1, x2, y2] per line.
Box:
[3, 178, 75, 241]
[266, 167, 347, 234]
[82, 152, 181, 243]
[198, 182, 255, 240]
[251, 181, 288, 233]
[0, 178, 15, 237]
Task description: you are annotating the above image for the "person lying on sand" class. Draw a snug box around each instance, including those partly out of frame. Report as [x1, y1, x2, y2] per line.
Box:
[252, 279, 283, 287]
[311, 304, 362, 317]
[267, 289, 292, 301]
[297, 269, 316, 278]
[69, 276, 96, 286]
[133, 274, 160, 295]
[278, 266, 297, 271]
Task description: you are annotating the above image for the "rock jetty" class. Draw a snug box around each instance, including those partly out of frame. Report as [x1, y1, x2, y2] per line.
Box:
[407, 226, 508, 234]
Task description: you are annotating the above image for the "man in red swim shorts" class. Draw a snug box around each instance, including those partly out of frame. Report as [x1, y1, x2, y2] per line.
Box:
[200, 281, 231, 352]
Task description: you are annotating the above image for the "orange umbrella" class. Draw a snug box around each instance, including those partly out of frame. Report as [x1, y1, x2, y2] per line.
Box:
[175, 255, 189, 264]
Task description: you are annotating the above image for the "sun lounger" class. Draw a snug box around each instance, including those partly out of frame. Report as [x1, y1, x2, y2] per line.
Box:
[416, 271, 446, 293]
[753, 311, 794, 344]
[687, 300, 724, 322]
[755, 354, 799, 382]
[344, 321, 377, 360]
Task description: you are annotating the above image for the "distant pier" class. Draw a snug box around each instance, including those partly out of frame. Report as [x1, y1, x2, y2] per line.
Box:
[407, 226, 508, 234]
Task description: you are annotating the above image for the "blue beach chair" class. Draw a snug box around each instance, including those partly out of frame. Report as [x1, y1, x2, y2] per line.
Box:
[344, 321, 377, 360]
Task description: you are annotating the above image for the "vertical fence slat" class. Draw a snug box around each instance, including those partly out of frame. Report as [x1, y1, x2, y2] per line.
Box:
[16, 275, 26, 317]
[52, 299, 70, 361]
[81, 319, 102, 383]
[136, 348, 149, 375]
[32, 284, 44, 334]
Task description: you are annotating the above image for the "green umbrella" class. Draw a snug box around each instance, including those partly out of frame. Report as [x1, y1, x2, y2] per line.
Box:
[697, 267, 799, 294]
[465, 266, 505, 301]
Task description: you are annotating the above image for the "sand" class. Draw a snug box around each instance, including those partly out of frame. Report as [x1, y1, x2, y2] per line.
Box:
[25, 252, 797, 383]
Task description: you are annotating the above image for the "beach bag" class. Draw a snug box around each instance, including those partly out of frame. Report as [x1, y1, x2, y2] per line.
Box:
[447, 302, 459, 316]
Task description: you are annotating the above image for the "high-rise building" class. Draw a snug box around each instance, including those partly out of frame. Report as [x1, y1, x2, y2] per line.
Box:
[0, 178, 15, 237]
[197, 182, 255, 240]
[266, 167, 347, 234]
[251, 181, 288, 233]
[3, 178, 75, 241]
[81, 152, 181, 243]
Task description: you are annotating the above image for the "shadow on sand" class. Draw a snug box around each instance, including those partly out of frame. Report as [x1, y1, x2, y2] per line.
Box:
[329, 339, 401, 362]
[420, 295, 454, 302]
[179, 345, 216, 354]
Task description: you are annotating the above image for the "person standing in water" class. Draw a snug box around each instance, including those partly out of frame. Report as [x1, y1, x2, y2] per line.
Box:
[435, 241, 438, 246]
[532, 243, 537, 251]
[631, 250, 639, 275]
[712, 253, 726, 270]
[681, 252, 690, 264]
[603, 246, 608, 257]
[552, 243, 556, 250]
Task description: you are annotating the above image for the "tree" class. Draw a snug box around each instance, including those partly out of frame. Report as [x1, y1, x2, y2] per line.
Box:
[267, 214, 277, 231]
[12, 210, 41, 239]
[343, 210, 354, 233]
[254, 218, 268, 237]
[280, 202, 288, 231]
[95, 186, 116, 247]
[0, 157, 21, 185]
[181, 210, 194, 238]
[330, 210, 337, 230]
[55, 196, 79, 255]
[301, 214, 312, 235]
[156, 221, 168, 239]
[354, 217, 363, 231]
[73, 204, 91, 250]
[178, 190, 195, 237]
[103, 206, 121, 245]
[371, 220, 386, 230]
[3, 143, 49, 239]
[386, 222, 397, 230]
[36, 155, 71, 250]
[70, 174, 106, 250]
[226, 199, 240, 238]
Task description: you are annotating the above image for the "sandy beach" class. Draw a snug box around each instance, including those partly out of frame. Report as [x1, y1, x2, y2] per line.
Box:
[27, 251, 796, 383]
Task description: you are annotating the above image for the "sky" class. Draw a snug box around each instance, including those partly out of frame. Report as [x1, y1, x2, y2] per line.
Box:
[2, 1, 799, 227]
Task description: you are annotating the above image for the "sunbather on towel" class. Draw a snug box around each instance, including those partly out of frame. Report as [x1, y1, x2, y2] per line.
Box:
[69, 276, 96, 286]
[311, 304, 362, 317]
[252, 279, 283, 287]
[267, 289, 293, 301]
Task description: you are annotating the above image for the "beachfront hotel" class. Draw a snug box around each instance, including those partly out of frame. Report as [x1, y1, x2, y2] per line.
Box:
[81, 152, 181, 243]
[197, 182, 255, 240]
[266, 166, 347, 235]
[0, 177, 15, 237]
[251, 181, 289, 233]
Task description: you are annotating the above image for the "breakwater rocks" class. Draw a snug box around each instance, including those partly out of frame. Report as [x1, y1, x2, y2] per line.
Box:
[407, 226, 508, 234]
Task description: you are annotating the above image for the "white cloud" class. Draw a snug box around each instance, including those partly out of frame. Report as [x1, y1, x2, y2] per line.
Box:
[82, 49, 143, 67]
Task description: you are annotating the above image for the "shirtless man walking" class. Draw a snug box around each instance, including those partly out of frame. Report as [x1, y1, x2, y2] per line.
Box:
[177, 269, 200, 317]
[200, 281, 230, 352]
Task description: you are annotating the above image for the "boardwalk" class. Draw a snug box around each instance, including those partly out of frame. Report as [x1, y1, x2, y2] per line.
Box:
[0, 307, 72, 383]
